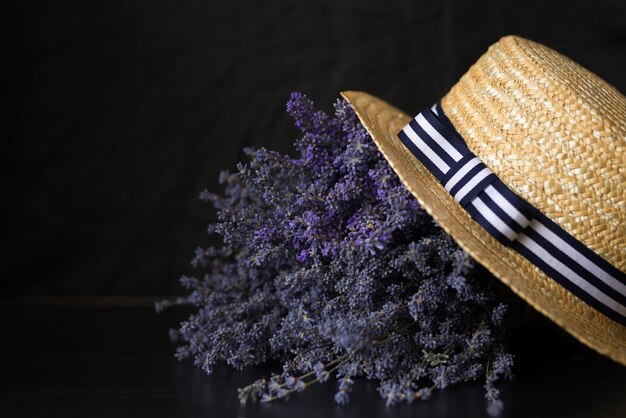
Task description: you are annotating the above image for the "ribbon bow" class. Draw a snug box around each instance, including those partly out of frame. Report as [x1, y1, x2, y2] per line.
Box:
[397, 103, 626, 326]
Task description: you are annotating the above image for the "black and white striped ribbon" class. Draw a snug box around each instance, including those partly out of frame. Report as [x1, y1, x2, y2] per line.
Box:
[398, 103, 626, 326]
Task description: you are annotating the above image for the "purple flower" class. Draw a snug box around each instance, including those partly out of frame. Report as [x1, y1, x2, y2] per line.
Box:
[296, 250, 310, 263]
[161, 92, 515, 413]
[334, 390, 349, 405]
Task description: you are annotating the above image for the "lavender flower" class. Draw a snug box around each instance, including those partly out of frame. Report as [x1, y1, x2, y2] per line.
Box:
[159, 92, 515, 413]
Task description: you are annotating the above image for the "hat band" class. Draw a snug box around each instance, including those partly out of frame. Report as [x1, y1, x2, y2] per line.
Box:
[397, 103, 626, 326]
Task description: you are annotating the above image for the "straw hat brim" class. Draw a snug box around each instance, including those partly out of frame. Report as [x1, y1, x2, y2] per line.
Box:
[341, 90, 626, 366]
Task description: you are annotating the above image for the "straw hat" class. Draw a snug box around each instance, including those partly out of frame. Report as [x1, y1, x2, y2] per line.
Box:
[341, 35, 626, 365]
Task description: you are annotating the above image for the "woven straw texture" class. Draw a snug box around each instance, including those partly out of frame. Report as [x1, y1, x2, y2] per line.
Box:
[341, 35, 626, 365]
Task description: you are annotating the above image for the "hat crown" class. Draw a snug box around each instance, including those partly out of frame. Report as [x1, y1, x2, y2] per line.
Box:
[441, 35, 626, 272]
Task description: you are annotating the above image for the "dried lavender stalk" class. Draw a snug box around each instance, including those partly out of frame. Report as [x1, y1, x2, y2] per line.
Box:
[158, 92, 514, 415]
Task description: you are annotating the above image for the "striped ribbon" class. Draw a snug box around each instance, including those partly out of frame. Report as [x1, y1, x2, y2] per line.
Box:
[398, 103, 626, 326]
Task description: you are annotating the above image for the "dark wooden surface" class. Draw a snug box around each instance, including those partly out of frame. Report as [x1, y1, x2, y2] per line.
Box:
[1, 300, 625, 418]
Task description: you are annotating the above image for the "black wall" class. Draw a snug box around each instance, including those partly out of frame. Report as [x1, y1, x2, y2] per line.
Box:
[4, 0, 626, 295]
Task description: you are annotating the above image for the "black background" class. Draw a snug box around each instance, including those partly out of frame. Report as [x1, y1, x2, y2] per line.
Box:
[4, 0, 626, 296]
[3, 2, 626, 417]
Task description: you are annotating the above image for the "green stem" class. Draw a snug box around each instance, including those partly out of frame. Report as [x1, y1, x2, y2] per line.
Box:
[262, 357, 351, 403]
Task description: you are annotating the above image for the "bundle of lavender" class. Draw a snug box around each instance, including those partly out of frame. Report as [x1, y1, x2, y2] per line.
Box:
[158, 92, 515, 415]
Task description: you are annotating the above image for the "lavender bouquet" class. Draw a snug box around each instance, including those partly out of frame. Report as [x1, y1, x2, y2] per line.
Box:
[158, 92, 515, 415]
